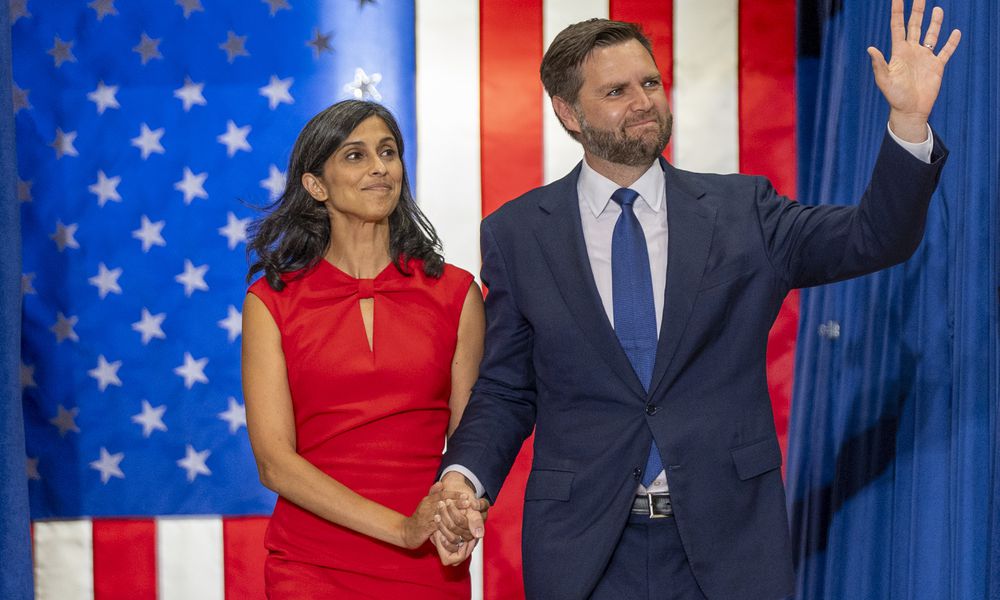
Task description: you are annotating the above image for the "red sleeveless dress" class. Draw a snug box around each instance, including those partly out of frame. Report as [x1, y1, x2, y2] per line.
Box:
[248, 258, 473, 599]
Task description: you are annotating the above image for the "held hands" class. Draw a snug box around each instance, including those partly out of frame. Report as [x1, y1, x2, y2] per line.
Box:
[400, 482, 478, 550]
[430, 472, 491, 566]
[868, 0, 961, 142]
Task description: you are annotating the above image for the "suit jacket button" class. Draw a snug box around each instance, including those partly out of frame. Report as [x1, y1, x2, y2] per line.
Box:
[633, 467, 642, 480]
[646, 404, 658, 416]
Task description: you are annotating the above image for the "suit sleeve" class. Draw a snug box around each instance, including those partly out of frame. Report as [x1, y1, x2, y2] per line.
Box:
[756, 129, 948, 289]
[440, 219, 537, 503]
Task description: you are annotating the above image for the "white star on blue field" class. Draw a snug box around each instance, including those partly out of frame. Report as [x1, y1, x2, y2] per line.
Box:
[14, 0, 416, 518]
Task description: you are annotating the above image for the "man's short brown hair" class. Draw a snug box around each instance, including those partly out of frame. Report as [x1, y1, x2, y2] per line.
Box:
[540, 19, 655, 105]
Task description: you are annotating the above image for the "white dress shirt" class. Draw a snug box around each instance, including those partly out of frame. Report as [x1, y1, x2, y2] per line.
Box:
[445, 124, 934, 499]
[577, 158, 671, 493]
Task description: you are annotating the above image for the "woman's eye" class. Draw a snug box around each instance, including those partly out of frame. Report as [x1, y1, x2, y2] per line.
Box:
[380, 148, 397, 158]
[345, 152, 362, 160]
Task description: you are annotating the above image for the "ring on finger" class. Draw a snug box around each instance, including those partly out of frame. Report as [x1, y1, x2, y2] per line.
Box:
[924, 42, 934, 49]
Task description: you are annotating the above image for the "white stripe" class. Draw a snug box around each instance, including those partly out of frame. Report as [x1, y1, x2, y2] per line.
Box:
[33, 520, 94, 600]
[672, 0, 740, 173]
[542, 0, 610, 184]
[470, 539, 484, 600]
[156, 517, 224, 600]
[415, 0, 482, 278]
[415, 6, 483, 598]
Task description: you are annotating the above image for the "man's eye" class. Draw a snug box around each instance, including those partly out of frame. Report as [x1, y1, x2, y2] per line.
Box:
[607, 88, 621, 97]
[643, 80, 661, 88]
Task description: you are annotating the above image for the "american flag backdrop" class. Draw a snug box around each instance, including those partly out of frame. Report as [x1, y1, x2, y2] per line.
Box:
[13, 0, 797, 598]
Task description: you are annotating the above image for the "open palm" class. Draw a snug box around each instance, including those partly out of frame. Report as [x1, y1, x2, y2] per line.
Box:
[867, 0, 961, 121]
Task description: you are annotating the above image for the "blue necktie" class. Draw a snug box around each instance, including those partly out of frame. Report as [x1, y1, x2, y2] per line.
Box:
[610, 187, 663, 487]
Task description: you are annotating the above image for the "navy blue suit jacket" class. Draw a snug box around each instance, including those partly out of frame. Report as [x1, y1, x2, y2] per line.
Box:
[442, 132, 947, 600]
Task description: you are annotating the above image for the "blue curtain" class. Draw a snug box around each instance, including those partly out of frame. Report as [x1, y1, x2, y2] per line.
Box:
[789, 1, 999, 599]
[0, 3, 34, 599]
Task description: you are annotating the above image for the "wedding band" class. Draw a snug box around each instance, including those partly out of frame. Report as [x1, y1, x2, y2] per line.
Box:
[924, 42, 934, 49]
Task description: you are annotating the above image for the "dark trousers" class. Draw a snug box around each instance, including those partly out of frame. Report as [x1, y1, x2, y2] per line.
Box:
[589, 513, 707, 600]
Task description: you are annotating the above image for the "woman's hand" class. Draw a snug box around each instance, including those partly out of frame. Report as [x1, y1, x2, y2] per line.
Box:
[399, 482, 475, 549]
[431, 530, 478, 566]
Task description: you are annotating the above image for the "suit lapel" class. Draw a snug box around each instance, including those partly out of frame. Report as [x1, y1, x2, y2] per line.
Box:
[533, 165, 647, 400]
[649, 159, 716, 396]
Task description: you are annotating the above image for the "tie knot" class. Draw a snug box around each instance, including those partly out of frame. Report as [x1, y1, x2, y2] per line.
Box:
[611, 187, 640, 208]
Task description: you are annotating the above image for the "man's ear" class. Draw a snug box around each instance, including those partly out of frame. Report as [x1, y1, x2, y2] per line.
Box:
[302, 173, 327, 202]
[551, 96, 582, 136]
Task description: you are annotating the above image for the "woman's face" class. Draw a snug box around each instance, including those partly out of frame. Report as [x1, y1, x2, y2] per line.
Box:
[303, 115, 403, 225]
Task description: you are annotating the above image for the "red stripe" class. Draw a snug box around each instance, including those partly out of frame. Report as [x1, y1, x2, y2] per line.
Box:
[92, 519, 156, 600]
[479, 2, 543, 598]
[609, 0, 674, 161]
[479, 0, 544, 218]
[738, 0, 799, 459]
[223, 517, 269, 600]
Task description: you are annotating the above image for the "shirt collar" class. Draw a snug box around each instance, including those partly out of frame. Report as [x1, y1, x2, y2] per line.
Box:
[578, 158, 665, 218]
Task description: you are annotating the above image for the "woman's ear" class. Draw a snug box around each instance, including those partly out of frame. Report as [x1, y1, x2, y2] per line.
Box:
[302, 173, 328, 202]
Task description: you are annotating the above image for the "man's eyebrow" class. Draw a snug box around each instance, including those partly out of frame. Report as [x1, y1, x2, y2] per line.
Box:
[597, 80, 629, 92]
[597, 74, 661, 92]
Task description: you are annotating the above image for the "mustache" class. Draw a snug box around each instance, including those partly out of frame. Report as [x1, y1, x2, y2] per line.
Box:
[622, 111, 661, 128]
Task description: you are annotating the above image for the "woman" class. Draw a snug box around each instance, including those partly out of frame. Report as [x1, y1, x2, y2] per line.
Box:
[242, 100, 485, 598]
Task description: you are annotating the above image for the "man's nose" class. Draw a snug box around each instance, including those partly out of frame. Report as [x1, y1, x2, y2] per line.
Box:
[630, 87, 654, 111]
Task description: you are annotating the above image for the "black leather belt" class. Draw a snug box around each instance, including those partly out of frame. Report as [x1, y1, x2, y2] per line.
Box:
[631, 493, 673, 518]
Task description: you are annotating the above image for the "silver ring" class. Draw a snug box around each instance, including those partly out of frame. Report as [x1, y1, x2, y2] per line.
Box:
[924, 42, 935, 49]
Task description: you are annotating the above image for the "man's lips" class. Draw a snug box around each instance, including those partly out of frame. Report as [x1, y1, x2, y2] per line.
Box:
[625, 119, 658, 128]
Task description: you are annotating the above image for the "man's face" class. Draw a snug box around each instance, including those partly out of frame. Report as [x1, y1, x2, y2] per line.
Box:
[564, 39, 672, 167]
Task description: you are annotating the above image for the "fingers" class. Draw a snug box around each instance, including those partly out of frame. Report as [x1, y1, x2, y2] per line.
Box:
[464, 505, 485, 539]
[937, 29, 961, 65]
[440, 499, 476, 539]
[434, 490, 472, 504]
[431, 531, 466, 566]
[457, 538, 478, 563]
[906, 0, 926, 43]
[445, 501, 474, 535]
[890, 0, 906, 44]
[434, 501, 467, 545]
[478, 499, 491, 522]
[867, 47, 889, 86]
[433, 521, 463, 554]
[922, 6, 944, 49]
[434, 515, 461, 546]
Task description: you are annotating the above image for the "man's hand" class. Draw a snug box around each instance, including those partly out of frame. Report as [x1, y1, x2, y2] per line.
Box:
[867, 0, 961, 142]
[434, 471, 489, 556]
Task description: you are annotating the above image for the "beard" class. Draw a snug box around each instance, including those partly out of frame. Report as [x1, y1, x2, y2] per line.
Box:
[576, 108, 673, 167]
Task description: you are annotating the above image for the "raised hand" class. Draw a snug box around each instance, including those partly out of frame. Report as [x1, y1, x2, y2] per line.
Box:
[867, 0, 961, 142]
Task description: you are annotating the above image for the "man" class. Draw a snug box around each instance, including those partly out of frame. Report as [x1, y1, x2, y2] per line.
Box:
[434, 1, 960, 598]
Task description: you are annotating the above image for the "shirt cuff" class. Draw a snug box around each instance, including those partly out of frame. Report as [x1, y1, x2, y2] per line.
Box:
[440, 464, 486, 498]
[887, 122, 934, 164]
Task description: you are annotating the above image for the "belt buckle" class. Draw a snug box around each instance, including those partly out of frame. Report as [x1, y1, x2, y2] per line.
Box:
[647, 492, 667, 519]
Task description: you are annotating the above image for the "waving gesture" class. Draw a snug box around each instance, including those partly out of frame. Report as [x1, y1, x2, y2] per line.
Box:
[867, 0, 961, 142]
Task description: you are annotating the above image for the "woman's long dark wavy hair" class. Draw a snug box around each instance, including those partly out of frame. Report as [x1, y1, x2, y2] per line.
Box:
[247, 100, 444, 290]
